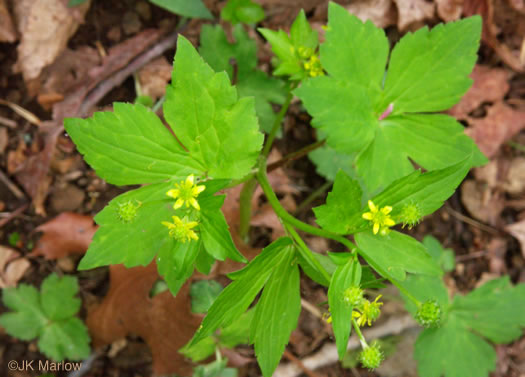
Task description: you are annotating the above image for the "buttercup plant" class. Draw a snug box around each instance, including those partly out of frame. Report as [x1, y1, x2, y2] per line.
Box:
[62, 3, 525, 376]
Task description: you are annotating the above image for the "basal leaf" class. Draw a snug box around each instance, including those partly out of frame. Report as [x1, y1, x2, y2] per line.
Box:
[190, 238, 292, 345]
[415, 315, 496, 377]
[328, 257, 362, 359]
[38, 317, 90, 361]
[379, 16, 481, 113]
[221, 0, 265, 24]
[190, 280, 224, 314]
[164, 35, 264, 179]
[355, 230, 441, 281]
[149, 0, 212, 19]
[65, 103, 202, 186]
[251, 247, 300, 377]
[452, 277, 525, 343]
[40, 274, 81, 321]
[0, 285, 47, 340]
[314, 170, 362, 234]
[321, 2, 388, 93]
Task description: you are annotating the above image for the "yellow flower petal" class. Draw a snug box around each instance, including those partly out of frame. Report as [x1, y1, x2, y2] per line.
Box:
[373, 222, 380, 234]
[368, 200, 377, 213]
[192, 185, 206, 195]
[190, 198, 200, 211]
[362, 212, 373, 220]
[186, 175, 195, 185]
[173, 198, 184, 210]
[166, 189, 179, 198]
[381, 206, 392, 214]
[384, 218, 395, 226]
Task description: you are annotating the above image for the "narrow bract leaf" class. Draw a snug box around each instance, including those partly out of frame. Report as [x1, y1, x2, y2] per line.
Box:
[251, 247, 300, 377]
[328, 257, 362, 359]
[190, 238, 292, 345]
[355, 231, 441, 281]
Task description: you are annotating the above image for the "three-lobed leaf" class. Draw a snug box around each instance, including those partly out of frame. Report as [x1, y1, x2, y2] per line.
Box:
[0, 274, 90, 361]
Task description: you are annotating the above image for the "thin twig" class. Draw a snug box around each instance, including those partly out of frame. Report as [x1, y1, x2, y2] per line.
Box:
[267, 139, 326, 172]
[273, 315, 417, 377]
[445, 206, 500, 235]
[0, 115, 17, 128]
[0, 99, 42, 126]
[0, 203, 29, 229]
[283, 350, 323, 377]
[0, 169, 25, 199]
[300, 298, 323, 320]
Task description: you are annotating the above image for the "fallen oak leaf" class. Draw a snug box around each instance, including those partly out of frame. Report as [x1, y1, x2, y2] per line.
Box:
[86, 263, 200, 377]
[31, 212, 97, 259]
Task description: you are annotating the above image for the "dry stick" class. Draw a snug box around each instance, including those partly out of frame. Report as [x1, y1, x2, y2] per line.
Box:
[444, 205, 500, 235]
[0, 203, 29, 228]
[0, 169, 25, 199]
[283, 350, 323, 377]
[79, 28, 183, 117]
[0, 115, 17, 128]
[272, 315, 417, 377]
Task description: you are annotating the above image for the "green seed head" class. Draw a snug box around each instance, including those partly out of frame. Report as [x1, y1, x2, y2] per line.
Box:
[416, 299, 442, 328]
[343, 286, 364, 307]
[117, 200, 141, 223]
[399, 202, 422, 229]
[359, 342, 384, 370]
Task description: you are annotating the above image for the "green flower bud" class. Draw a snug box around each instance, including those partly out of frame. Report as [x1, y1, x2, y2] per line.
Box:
[117, 200, 141, 223]
[399, 202, 422, 229]
[359, 342, 384, 370]
[416, 299, 442, 328]
[343, 286, 364, 307]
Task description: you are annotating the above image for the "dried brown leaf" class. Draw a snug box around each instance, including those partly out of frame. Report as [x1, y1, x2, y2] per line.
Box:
[465, 102, 525, 158]
[0, 246, 30, 288]
[346, 0, 397, 28]
[31, 212, 97, 259]
[448, 64, 510, 119]
[0, 0, 16, 42]
[393, 0, 435, 30]
[505, 219, 525, 257]
[86, 263, 200, 377]
[436, 0, 464, 21]
[13, 0, 91, 82]
[137, 56, 172, 100]
[460, 179, 505, 224]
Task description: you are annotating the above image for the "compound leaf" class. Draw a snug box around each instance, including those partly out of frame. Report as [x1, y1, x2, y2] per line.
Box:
[38, 317, 90, 361]
[328, 257, 362, 359]
[41, 274, 81, 321]
[251, 247, 300, 377]
[164, 36, 264, 180]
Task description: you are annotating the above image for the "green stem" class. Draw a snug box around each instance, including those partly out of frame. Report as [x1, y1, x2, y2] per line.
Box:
[238, 178, 258, 242]
[352, 318, 368, 348]
[267, 139, 326, 171]
[261, 88, 295, 157]
[257, 157, 357, 252]
[285, 223, 332, 283]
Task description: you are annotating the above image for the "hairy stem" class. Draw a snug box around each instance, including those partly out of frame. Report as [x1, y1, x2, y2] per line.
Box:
[262, 88, 295, 157]
[352, 318, 368, 348]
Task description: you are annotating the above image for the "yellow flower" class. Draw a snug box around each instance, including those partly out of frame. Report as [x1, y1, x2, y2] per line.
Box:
[162, 216, 199, 243]
[166, 175, 205, 211]
[362, 200, 395, 235]
[303, 54, 324, 77]
[353, 295, 383, 327]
